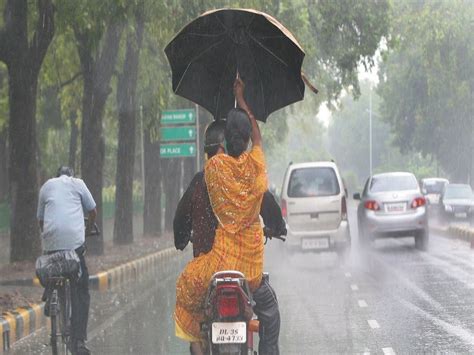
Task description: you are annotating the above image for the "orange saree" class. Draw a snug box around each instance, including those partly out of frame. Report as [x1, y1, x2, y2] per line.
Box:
[175, 145, 267, 342]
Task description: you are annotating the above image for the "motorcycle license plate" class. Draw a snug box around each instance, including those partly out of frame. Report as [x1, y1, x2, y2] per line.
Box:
[302, 237, 329, 250]
[212, 322, 246, 344]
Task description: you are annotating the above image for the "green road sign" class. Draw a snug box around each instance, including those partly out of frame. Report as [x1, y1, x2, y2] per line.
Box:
[160, 126, 196, 141]
[160, 143, 197, 158]
[162, 109, 195, 125]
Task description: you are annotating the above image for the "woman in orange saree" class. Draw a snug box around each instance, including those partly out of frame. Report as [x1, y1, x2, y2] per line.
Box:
[175, 78, 266, 353]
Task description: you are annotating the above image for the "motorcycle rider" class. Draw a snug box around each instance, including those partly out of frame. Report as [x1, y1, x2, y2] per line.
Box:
[174, 91, 284, 354]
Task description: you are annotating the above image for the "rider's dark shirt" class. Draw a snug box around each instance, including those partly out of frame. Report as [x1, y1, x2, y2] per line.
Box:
[173, 171, 285, 257]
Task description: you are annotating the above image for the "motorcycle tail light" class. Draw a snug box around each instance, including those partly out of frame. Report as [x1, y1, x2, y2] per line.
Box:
[281, 198, 287, 219]
[216, 288, 240, 318]
[411, 197, 426, 209]
[364, 200, 380, 211]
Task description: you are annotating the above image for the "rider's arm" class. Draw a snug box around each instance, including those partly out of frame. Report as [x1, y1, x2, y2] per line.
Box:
[37, 184, 46, 232]
[260, 191, 286, 236]
[173, 173, 199, 250]
[234, 78, 262, 147]
[87, 208, 97, 231]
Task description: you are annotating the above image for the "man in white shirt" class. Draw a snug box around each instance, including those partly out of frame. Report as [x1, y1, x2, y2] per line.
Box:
[37, 166, 96, 355]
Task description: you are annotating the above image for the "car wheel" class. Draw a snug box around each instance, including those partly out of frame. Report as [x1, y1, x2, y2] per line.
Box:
[415, 229, 429, 250]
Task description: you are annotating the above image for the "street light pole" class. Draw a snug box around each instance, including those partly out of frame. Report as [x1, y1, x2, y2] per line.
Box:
[369, 85, 373, 177]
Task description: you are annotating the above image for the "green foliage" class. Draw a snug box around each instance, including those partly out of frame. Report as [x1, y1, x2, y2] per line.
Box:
[328, 80, 438, 184]
[378, 0, 474, 182]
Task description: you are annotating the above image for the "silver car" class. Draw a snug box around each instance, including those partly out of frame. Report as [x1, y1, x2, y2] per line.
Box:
[354, 172, 428, 250]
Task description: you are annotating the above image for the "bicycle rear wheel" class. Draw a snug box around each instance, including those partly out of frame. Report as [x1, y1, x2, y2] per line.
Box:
[50, 290, 59, 355]
[60, 281, 72, 354]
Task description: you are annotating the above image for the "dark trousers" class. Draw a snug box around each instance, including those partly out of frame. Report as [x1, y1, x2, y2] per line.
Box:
[253, 276, 280, 355]
[71, 246, 90, 341]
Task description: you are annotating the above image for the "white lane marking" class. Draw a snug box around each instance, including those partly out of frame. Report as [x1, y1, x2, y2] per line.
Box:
[358, 299, 368, 308]
[382, 347, 396, 355]
[351, 284, 359, 291]
[399, 298, 474, 347]
[367, 319, 380, 329]
[345, 272, 352, 277]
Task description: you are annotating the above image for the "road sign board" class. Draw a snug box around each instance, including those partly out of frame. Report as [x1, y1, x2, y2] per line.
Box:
[160, 126, 196, 141]
[162, 109, 195, 125]
[160, 143, 197, 158]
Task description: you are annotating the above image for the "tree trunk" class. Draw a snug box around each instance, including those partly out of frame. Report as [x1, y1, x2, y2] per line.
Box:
[75, 22, 123, 255]
[143, 123, 162, 237]
[114, 6, 145, 245]
[0, 0, 54, 262]
[0, 129, 8, 202]
[68, 112, 78, 171]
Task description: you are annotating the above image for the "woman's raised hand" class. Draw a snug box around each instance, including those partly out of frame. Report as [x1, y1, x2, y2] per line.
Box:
[233, 77, 245, 100]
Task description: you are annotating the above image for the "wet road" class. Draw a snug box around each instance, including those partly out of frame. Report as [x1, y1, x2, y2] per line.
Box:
[12, 209, 474, 354]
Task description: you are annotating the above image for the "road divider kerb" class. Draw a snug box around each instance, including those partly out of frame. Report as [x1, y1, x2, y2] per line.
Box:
[0, 246, 179, 352]
[430, 225, 474, 248]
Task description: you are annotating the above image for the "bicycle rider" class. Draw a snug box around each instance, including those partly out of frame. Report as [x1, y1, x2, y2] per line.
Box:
[37, 166, 96, 355]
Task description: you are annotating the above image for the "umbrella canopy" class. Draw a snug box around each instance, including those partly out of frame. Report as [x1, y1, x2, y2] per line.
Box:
[165, 8, 306, 122]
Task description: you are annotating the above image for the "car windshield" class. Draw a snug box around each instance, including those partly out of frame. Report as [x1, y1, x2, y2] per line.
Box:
[370, 175, 418, 193]
[288, 167, 340, 198]
[423, 180, 447, 194]
[444, 186, 473, 199]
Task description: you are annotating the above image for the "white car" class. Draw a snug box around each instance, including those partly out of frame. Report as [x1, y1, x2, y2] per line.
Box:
[280, 161, 351, 254]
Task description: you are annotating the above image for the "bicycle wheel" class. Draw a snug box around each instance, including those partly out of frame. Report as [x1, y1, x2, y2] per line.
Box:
[60, 280, 72, 354]
[50, 290, 59, 355]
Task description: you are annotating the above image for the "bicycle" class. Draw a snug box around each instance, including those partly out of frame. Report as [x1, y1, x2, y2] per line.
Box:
[37, 222, 100, 355]
[46, 275, 72, 355]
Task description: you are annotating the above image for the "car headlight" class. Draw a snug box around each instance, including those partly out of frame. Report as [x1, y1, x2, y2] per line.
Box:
[444, 205, 453, 212]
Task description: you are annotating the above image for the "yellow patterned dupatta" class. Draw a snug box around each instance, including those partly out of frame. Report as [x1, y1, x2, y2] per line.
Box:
[205, 145, 267, 234]
[174, 145, 267, 342]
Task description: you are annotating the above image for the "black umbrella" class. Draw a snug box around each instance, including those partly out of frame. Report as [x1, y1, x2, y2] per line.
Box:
[165, 8, 307, 122]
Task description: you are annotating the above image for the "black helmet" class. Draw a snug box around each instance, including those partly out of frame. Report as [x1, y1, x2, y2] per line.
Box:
[56, 166, 74, 177]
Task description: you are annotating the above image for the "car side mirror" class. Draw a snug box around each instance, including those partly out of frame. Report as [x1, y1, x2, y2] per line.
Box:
[353, 193, 361, 200]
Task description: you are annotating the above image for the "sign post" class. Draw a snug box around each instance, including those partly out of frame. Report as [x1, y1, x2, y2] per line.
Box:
[160, 108, 197, 160]
[160, 143, 197, 158]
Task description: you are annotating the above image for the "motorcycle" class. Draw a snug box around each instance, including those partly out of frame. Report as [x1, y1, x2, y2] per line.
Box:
[201, 229, 285, 355]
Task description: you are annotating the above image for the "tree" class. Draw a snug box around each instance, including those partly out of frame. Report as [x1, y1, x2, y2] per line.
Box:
[378, 0, 474, 182]
[68, 1, 126, 254]
[114, 2, 145, 244]
[0, 0, 54, 261]
[0, 65, 8, 202]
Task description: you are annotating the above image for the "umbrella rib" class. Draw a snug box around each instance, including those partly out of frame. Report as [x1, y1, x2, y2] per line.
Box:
[185, 32, 226, 38]
[248, 33, 288, 67]
[214, 46, 235, 118]
[174, 37, 227, 93]
[246, 43, 267, 119]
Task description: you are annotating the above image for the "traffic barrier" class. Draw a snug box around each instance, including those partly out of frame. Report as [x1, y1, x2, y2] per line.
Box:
[447, 225, 474, 248]
[0, 246, 180, 352]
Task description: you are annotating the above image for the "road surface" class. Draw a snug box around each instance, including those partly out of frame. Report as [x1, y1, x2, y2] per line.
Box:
[12, 210, 474, 354]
